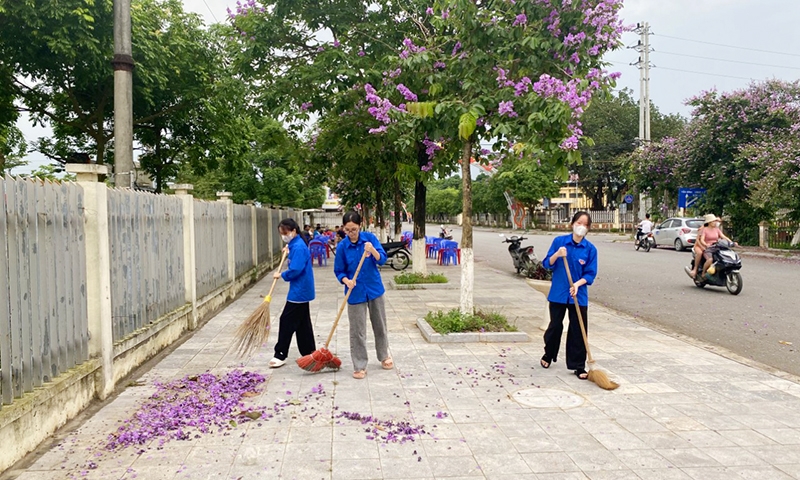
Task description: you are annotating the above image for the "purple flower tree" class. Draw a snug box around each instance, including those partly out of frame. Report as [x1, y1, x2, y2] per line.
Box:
[362, 0, 626, 312]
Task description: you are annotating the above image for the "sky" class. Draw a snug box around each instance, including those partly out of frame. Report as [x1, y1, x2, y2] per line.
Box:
[12, 0, 800, 173]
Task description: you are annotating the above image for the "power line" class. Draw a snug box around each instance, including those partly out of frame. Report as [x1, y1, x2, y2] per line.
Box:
[657, 50, 800, 71]
[607, 60, 756, 81]
[655, 34, 800, 58]
[201, 0, 219, 22]
[656, 67, 756, 81]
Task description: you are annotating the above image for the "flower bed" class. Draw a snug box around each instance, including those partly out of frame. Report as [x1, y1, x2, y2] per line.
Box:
[394, 272, 448, 284]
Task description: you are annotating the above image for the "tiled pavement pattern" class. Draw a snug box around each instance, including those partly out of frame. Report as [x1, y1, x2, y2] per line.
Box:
[5, 258, 800, 480]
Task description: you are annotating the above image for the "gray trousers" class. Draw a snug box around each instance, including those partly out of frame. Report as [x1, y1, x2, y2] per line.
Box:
[347, 295, 390, 371]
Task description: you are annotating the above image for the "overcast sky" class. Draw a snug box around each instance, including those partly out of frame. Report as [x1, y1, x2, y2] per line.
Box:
[13, 0, 800, 173]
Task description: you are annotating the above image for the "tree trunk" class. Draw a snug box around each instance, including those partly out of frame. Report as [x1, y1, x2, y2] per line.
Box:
[394, 176, 402, 239]
[460, 140, 474, 314]
[412, 143, 428, 275]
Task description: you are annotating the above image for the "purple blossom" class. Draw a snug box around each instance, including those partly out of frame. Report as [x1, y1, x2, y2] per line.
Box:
[423, 136, 443, 160]
[498, 100, 518, 118]
[514, 77, 531, 97]
[442, 9, 450, 19]
[452, 41, 462, 57]
[397, 84, 418, 102]
[433, 61, 446, 69]
[300, 102, 313, 112]
[426, 7, 434, 15]
[358, 50, 366, 56]
[561, 135, 579, 150]
[513, 14, 527, 27]
[333, 39, 340, 48]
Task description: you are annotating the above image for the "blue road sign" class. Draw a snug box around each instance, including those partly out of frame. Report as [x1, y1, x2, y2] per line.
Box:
[623, 194, 634, 204]
[542, 197, 550, 208]
[678, 188, 706, 209]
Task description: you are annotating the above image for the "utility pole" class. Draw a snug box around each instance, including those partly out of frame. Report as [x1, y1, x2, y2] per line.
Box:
[112, 0, 135, 188]
[632, 21, 653, 219]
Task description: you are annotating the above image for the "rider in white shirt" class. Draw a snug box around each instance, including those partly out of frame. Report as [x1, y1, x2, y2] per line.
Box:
[636, 214, 654, 244]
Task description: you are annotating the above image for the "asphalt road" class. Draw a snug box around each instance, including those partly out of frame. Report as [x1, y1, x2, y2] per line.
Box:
[422, 223, 800, 377]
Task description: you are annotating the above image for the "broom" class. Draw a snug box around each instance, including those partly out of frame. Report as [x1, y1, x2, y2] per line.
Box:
[234, 250, 288, 357]
[561, 256, 619, 391]
[297, 251, 369, 372]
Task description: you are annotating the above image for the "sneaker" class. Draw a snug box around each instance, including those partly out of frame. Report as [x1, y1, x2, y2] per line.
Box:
[268, 357, 286, 368]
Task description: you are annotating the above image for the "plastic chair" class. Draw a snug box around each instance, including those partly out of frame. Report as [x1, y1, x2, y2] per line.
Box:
[438, 240, 460, 266]
[309, 240, 327, 266]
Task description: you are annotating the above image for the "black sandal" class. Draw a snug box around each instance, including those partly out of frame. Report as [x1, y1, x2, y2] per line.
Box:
[575, 369, 588, 380]
[540, 355, 551, 369]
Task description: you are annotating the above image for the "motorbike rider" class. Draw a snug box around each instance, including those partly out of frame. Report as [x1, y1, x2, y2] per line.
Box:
[686, 214, 734, 279]
[635, 214, 654, 246]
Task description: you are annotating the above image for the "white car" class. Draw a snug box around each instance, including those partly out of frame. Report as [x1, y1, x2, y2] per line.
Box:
[652, 217, 705, 251]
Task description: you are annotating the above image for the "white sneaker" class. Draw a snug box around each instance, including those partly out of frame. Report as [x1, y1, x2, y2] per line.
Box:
[268, 357, 286, 368]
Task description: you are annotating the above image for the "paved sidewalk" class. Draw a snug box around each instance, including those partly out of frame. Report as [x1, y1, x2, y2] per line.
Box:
[4, 256, 800, 480]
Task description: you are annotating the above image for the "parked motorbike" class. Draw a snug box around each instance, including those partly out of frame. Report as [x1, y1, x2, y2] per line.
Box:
[685, 240, 743, 295]
[381, 240, 411, 271]
[500, 234, 551, 280]
[439, 225, 453, 240]
[635, 229, 655, 252]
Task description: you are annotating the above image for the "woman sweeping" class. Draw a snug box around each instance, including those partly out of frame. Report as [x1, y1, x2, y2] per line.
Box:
[269, 218, 316, 368]
[333, 211, 393, 379]
[540, 211, 598, 380]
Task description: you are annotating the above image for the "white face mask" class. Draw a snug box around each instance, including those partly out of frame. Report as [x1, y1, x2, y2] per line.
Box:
[281, 233, 293, 244]
[573, 225, 588, 238]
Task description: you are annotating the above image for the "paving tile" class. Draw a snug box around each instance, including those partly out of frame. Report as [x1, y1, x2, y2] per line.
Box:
[473, 452, 533, 475]
[331, 458, 383, 480]
[653, 448, 721, 468]
[522, 452, 581, 473]
[427, 455, 483, 477]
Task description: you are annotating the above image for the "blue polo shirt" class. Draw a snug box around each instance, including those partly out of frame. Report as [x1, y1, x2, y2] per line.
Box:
[281, 235, 315, 302]
[333, 231, 387, 304]
[542, 234, 598, 307]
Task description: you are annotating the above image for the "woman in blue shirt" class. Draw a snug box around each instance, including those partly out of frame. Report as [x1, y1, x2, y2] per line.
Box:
[333, 211, 392, 379]
[540, 211, 598, 380]
[269, 218, 316, 368]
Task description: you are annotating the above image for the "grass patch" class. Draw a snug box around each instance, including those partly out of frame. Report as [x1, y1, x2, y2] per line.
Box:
[424, 309, 517, 335]
[394, 272, 448, 284]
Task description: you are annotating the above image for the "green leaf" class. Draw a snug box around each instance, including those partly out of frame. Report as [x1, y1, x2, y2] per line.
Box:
[459, 112, 477, 140]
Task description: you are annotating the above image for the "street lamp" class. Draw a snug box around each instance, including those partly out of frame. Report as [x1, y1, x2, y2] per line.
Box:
[112, 0, 134, 188]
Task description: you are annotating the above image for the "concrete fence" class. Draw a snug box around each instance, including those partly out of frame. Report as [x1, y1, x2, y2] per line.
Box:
[0, 166, 301, 473]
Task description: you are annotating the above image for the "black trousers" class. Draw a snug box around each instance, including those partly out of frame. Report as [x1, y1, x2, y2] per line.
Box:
[543, 302, 588, 371]
[273, 302, 316, 360]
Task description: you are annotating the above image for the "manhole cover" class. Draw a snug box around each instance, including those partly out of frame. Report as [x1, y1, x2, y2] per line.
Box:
[512, 388, 585, 409]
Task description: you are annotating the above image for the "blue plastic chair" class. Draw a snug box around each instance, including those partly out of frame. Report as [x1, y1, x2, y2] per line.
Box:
[309, 240, 327, 266]
[438, 240, 460, 266]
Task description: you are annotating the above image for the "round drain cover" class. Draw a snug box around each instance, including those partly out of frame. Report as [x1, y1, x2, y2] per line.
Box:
[512, 388, 585, 409]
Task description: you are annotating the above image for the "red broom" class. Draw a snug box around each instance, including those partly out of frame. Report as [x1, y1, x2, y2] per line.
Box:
[297, 252, 369, 372]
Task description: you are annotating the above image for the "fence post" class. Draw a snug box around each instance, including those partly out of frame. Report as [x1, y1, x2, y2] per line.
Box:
[613, 209, 620, 230]
[66, 164, 114, 399]
[759, 221, 769, 249]
[246, 201, 258, 267]
[217, 192, 235, 286]
[174, 185, 198, 330]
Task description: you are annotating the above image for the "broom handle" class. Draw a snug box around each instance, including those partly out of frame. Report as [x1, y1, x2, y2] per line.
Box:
[264, 250, 289, 302]
[324, 251, 369, 348]
[561, 256, 595, 365]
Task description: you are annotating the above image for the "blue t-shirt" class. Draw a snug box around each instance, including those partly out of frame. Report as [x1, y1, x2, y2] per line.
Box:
[281, 235, 315, 302]
[542, 234, 598, 307]
[333, 231, 387, 304]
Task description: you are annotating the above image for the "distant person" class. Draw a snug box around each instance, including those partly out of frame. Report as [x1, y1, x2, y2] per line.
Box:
[636, 213, 654, 245]
[300, 225, 312, 245]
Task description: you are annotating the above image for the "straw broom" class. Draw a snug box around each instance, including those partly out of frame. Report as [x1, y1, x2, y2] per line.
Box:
[297, 251, 369, 372]
[234, 251, 288, 357]
[562, 256, 619, 391]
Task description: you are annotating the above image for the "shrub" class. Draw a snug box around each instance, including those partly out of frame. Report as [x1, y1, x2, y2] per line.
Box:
[424, 309, 517, 335]
[395, 272, 448, 284]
